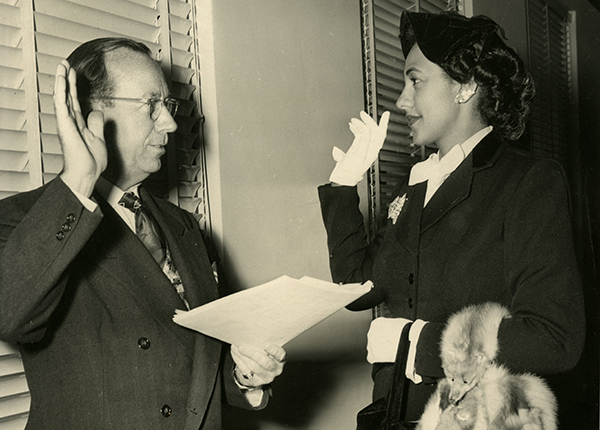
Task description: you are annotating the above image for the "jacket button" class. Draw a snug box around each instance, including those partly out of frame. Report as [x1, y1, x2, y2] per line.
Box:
[56, 231, 65, 241]
[61, 223, 72, 232]
[408, 273, 414, 284]
[161, 404, 172, 417]
[66, 213, 76, 223]
[138, 338, 151, 349]
[408, 298, 414, 309]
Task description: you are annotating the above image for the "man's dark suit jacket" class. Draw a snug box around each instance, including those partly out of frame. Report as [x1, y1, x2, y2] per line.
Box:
[0, 178, 253, 429]
[319, 132, 585, 421]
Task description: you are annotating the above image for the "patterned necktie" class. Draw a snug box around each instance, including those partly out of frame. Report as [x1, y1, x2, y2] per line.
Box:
[119, 192, 167, 267]
[119, 192, 189, 309]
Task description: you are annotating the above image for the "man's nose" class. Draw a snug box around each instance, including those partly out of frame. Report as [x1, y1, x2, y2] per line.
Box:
[155, 108, 178, 133]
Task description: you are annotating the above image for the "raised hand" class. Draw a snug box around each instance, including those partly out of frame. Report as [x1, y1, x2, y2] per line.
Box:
[231, 344, 286, 389]
[329, 111, 390, 186]
[54, 60, 107, 197]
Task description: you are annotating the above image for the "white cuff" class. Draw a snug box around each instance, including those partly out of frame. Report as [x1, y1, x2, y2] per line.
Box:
[366, 317, 411, 364]
[405, 319, 427, 384]
[71, 188, 98, 213]
[233, 365, 266, 407]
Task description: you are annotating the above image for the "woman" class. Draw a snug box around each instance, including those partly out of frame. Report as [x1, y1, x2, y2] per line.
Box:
[318, 11, 584, 421]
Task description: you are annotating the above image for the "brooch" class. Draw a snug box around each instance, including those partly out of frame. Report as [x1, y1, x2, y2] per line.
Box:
[388, 193, 407, 225]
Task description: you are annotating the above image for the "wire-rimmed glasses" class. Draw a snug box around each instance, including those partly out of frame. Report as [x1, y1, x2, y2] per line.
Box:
[94, 96, 180, 121]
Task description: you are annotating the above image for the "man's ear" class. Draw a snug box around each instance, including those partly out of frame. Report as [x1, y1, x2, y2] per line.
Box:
[454, 81, 478, 104]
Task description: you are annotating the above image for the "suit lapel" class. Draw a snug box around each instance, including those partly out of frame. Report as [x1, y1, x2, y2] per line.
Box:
[420, 132, 506, 233]
[393, 182, 426, 255]
[140, 189, 219, 309]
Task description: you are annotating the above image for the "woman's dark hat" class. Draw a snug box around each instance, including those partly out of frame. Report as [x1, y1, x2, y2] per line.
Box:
[399, 11, 505, 63]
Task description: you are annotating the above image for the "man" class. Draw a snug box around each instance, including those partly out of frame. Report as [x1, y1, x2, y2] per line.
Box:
[0, 38, 286, 429]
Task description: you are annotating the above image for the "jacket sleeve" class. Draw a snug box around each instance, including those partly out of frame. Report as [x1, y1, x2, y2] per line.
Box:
[318, 184, 385, 310]
[496, 159, 585, 374]
[0, 178, 103, 343]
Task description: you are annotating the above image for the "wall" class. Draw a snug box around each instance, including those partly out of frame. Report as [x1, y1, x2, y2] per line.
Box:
[197, 1, 374, 429]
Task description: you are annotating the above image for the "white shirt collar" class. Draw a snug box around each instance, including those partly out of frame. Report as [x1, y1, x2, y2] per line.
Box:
[408, 126, 493, 186]
[96, 177, 140, 231]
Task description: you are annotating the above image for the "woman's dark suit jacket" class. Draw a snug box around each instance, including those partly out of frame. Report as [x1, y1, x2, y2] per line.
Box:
[319, 132, 585, 421]
[0, 178, 254, 429]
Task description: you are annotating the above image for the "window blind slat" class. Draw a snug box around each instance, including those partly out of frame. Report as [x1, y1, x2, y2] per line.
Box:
[0, 356, 24, 378]
[170, 31, 193, 52]
[171, 48, 194, 68]
[0, 130, 27, 152]
[0, 3, 19, 27]
[420, 0, 448, 13]
[0, 25, 21, 49]
[0, 67, 23, 90]
[34, 13, 121, 46]
[169, 0, 190, 19]
[0, 375, 28, 398]
[0, 152, 28, 172]
[41, 134, 61, 154]
[34, 0, 160, 42]
[169, 13, 192, 35]
[0, 88, 24, 110]
[39, 113, 57, 135]
[41, 153, 63, 174]
[0, 46, 23, 70]
[0, 172, 30, 194]
[0, 394, 30, 419]
[67, 0, 158, 25]
[0, 108, 25, 131]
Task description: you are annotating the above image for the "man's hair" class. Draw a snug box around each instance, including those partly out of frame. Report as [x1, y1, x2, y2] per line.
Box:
[66, 38, 153, 114]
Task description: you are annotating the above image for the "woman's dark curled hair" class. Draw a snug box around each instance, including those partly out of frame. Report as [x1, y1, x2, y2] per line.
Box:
[439, 37, 535, 141]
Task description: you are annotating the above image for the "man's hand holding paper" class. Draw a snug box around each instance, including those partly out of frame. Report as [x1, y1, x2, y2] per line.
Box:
[231, 344, 286, 388]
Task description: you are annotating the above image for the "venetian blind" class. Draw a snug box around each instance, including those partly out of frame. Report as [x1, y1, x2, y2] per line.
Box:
[526, 0, 574, 172]
[361, 0, 462, 231]
[0, 0, 207, 427]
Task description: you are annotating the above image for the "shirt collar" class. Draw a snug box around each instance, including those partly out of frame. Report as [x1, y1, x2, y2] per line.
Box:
[408, 126, 493, 186]
[96, 177, 140, 209]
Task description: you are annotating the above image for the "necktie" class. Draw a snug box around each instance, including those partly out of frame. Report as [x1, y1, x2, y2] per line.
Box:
[119, 192, 167, 267]
[119, 192, 189, 309]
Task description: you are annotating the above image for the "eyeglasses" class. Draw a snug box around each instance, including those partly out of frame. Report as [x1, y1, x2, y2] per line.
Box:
[94, 96, 180, 121]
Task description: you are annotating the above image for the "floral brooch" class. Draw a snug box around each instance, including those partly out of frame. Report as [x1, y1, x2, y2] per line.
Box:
[388, 193, 407, 225]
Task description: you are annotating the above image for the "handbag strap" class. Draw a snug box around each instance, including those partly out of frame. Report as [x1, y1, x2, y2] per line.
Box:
[385, 322, 413, 424]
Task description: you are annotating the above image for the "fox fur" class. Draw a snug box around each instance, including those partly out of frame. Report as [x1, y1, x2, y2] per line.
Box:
[417, 303, 557, 430]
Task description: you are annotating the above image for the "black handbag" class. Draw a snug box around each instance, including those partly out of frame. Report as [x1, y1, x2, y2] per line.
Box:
[356, 322, 417, 430]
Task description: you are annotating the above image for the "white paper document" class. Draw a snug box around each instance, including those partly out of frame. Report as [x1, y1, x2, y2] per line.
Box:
[173, 275, 372, 348]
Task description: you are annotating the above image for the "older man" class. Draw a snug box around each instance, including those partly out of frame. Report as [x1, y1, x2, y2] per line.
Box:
[0, 38, 285, 429]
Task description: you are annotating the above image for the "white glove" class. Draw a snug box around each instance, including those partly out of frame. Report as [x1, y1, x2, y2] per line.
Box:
[329, 111, 390, 186]
[366, 316, 412, 364]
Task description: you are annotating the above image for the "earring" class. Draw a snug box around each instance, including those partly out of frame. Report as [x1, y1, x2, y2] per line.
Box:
[454, 88, 477, 104]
